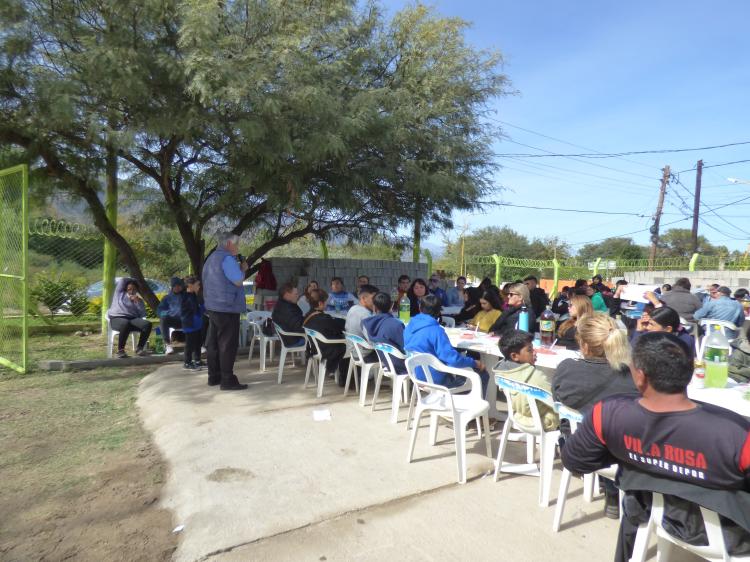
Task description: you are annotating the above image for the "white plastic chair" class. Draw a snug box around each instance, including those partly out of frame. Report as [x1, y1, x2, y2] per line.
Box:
[343, 333, 379, 405]
[405, 353, 492, 484]
[552, 403, 621, 532]
[273, 323, 307, 384]
[697, 319, 739, 359]
[441, 316, 456, 328]
[246, 311, 278, 371]
[304, 328, 347, 398]
[493, 374, 561, 507]
[629, 492, 748, 562]
[106, 317, 138, 358]
[371, 343, 414, 424]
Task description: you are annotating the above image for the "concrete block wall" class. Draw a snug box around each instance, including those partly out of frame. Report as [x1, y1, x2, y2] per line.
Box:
[268, 258, 428, 294]
[624, 270, 750, 290]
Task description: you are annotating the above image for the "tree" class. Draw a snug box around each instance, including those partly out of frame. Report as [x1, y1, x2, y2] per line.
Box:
[658, 229, 729, 258]
[577, 237, 646, 261]
[1, 0, 508, 308]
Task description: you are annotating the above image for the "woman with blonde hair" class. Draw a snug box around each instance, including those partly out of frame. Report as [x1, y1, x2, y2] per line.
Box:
[552, 312, 635, 519]
[556, 295, 594, 349]
[490, 282, 531, 338]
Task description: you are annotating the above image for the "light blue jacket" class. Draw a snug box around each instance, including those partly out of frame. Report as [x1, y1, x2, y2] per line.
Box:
[404, 313, 475, 385]
[445, 287, 463, 307]
[694, 296, 745, 336]
[202, 248, 245, 314]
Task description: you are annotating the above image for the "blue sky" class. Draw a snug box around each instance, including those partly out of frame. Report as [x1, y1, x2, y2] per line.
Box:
[381, 0, 750, 254]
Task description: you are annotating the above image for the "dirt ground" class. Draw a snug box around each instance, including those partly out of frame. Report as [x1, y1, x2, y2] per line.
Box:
[0, 361, 177, 561]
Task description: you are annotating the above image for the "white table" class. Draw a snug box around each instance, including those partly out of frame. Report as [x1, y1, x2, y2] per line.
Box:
[443, 327, 581, 419]
[441, 306, 463, 316]
[688, 380, 750, 418]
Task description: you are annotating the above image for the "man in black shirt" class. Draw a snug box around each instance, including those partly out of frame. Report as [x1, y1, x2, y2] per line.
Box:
[562, 332, 750, 561]
[523, 275, 549, 319]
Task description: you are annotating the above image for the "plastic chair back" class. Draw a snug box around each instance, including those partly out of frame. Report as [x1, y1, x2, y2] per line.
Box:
[495, 374, 554, 437]
[373, 342, 407, 378]
[345, 332, 373, 366]
[405, 353, 483, 412]
[441, 316, 456, 328]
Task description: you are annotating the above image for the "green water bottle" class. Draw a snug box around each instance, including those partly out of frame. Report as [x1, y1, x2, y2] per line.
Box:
[399, 294, 411, 323]
[154, 327, 165, 354]
[704, 325, 729, 388]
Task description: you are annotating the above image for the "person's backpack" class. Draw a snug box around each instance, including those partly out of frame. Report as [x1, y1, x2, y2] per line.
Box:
[262, 317, 276, 337]
[254, 258, 277, 291]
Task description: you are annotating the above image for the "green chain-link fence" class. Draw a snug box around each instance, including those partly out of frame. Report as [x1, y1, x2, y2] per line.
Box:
[0, 165, 28, 373]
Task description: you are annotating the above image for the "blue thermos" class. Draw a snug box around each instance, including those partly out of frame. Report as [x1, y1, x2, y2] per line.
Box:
[518, 305, 530, 332]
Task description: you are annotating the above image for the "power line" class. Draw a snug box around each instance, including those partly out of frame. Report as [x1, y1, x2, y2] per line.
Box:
[671, 175, 750, 238]
[494, 140, 750, 159]
[498, 202, 658, 217]
[568, 217, 692, 247]
[676, 158, 750, 174]
[494, 120, 658, 171]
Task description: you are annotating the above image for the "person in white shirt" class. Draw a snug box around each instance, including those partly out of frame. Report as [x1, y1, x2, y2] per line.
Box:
[345, 284, 379, 362]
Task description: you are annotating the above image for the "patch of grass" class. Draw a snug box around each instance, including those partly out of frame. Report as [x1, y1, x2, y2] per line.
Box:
[0, 331, 111, 374]
[0, 366, 152, 503]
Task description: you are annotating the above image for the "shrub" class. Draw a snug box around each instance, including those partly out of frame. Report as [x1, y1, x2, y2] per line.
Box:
[68, 287, 90, 317]
[30, 276, 89, 317]
[88, 296, 103, 317]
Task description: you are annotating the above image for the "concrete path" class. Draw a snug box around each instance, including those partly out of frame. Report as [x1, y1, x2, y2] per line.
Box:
[138, 359, 643, 561]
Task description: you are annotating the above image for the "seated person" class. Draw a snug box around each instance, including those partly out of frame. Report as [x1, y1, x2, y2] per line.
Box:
[590, 274, 612, 298]
[157, 277, 185, 354]
[356, 275, 370, 290]
[445, 276, 466, 307]
[344, 284, 379, 362]
[630, 306, 694, 355]
[489, 283, 531, 339]
[297, 280, 318, 316]
[452, 286, 481, 324]
[363, 292, 406, 373]
[325, 277, 356, 312]
[107, 277, 152, 358]
[494, 330, 558, 431]
[606, 280, 629, 317]
[428, 275, 448, 304]
[523, 275, 549, 319]
[730, 323, 750, 383]
[404, 294, 488, 395]
[695, 286, 745, 338]
[304, 288, 348, 385]
[553, 312, 635, 518]
[658, 277, 703, 324]
[561, 332, 750, 562]
[556, 295, 593, 350]
[551, 286, 571, 318]
[407, 278, 429, 317]
[467, 290, 502, 332]
[391, 274, 411, 312]
[271, 282, 304, 346]
[586, 284, 609, 313]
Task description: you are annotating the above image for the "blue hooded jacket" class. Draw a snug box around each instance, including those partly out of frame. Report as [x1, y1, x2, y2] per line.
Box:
[157, 277, 185, 318]
[362, 312, 406, 373]
[404, 313, 475, 385]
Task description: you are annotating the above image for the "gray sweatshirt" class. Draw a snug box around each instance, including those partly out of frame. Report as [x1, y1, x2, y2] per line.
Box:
[107, 277, 147, 319]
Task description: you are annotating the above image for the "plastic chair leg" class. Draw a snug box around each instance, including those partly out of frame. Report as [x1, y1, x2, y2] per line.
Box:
[406, 409, 423, 463]
[493, 419, 513, 481]
[316, 361, 326, 398]
[526, 434, 535, 464]
[405, 385, 416, 431]
[370, 371, 384, 413]
[248, 335, 257, 362]
[260, 339, 267, 372]
[304, 358, 313, 388]
[343, 361, 355, 397]
[476, 418, 482, 437]
[277, 349, 287, 384]
[583, 473, 596, 503]
[539, 433, 557, 507]
[389, 376, 403, 424]
[628, 518, 654, 562]
[552, 468, 573, 532]
[455, 420, 467, 484]
[358, 365, 371, 407]
[268, 340, 275, 363]
[482, 415, 492, 458]
[429, 413, 440, 445]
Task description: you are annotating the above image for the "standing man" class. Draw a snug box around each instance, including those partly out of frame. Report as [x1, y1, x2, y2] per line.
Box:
[202, 232, 248, 390]
[445, 276, 467, 307]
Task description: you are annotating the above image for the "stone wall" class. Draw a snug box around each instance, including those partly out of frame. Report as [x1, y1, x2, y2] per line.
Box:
[254, 258, 429, 308]
[624, 270, 750, 290]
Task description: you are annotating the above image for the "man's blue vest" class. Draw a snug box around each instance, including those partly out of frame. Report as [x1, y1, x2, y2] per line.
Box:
[202, 248, 245, 313]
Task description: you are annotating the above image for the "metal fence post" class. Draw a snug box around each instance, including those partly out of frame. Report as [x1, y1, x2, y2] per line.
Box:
[550, 258, 560, 300]
[492, 254, 501, 286]
[592, 257, 602, 278]
[689, 253, 699, 272]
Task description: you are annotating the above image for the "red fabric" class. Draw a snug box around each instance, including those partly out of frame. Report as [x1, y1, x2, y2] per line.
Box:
[739, 431, 750, 473]
[593, 401, 606, 445]
[254, 259, 277, 290]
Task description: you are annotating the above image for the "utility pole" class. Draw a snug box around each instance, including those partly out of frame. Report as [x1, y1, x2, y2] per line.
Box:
[648, 165, 671, 270]
[691, 159, 703, 254]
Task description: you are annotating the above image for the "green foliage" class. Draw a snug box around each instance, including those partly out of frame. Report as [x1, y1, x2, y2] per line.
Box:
[577, 237, 646, 261]
[30, 277, 86, 317]
[658, 229, 729, 258]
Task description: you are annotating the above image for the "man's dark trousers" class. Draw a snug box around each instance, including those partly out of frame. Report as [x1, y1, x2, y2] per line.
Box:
[206, 311, 240, 386]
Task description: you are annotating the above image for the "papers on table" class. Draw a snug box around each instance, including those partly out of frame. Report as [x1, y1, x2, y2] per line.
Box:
[619, 284, 659, 303]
